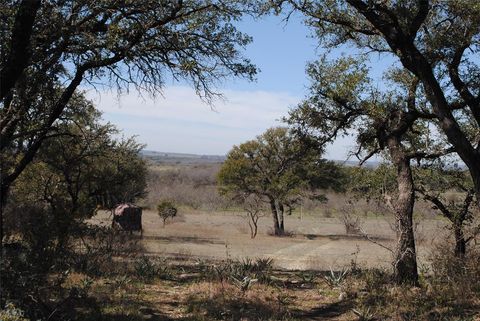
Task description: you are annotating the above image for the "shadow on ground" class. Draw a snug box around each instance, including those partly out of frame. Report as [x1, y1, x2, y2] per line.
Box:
[302, 233, 392, 242]
[297, 299, 354, 320]
[142, 235, 224, 245]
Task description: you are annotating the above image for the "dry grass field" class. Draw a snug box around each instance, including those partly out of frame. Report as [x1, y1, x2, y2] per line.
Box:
[91, 208, 447, 271]
[75, 162, 479, 320]
[79, 209, 480, 321]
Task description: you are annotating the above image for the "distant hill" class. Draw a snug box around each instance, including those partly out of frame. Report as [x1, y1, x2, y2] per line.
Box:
[140, 150, 226, 164]
[334, 159, 381, 168]
[140, 150, 384, 167]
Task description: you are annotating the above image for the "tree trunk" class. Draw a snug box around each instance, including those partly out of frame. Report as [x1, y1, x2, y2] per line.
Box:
[453, 224, 466, 257]
[406, 48, 480, 211]
[388, 136, 419, 286]
[471, 169, 480, 210]
[0, 0, 41, 101]
[248, 217, 258, 239]
[269, 198, 282, 236]
[278, 202, 285, 232]
[0, 183, 8, 255]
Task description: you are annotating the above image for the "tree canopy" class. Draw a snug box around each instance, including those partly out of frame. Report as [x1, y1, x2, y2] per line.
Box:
[218, 127, 345, 235]
[272, 0, 480, 285]
[0, 0, 258, 199]
[6, 91, 147, 247]
[0, 0, 259, 242]
[272, 0, 480, 207]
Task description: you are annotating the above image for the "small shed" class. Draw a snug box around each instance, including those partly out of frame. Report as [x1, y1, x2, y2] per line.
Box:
[112, 203, 142, 232]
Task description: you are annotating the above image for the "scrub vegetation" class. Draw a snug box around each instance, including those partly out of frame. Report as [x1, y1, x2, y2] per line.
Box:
[2, 1, 480, 320]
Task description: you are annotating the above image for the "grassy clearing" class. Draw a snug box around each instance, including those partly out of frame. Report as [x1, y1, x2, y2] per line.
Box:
[25, 250, 477, 321]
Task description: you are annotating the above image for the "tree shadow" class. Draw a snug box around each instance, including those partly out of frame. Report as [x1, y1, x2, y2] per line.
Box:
[142, 235, 223, 245]
[302, 233, 392, 242]
[185, 290, 290, 320]
[296, 299, 353, 320]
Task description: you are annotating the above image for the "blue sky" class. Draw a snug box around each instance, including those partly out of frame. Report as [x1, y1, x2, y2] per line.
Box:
[87, 13, 358, 159]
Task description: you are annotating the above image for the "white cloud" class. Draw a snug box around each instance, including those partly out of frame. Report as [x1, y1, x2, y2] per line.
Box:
[85, 86, 354, 159]
[87, 86, 299, 130]
[85, 86, 299, 154]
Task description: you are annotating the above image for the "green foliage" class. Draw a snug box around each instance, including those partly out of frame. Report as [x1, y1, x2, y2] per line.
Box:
[277, 0, 480, 212]
[345, 165, 396, 202]
[93, 137, 148, 210]
[219, 127, 344, 198]
[72, 224, 141, 277]
[6, 92, 147, 249]
[352, 307, 376, 321]
[296, 271, 316, 284]
[134, 256, 159, 282]
[218, 127, 345, 234]
[200, 257, 274, 285]
[1, 93, 146, 318]
[11, 92, 147, 215]
[0, 0, 259, 221]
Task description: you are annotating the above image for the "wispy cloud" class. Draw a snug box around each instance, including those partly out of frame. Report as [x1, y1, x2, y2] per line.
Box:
[86, 86, 300, 155]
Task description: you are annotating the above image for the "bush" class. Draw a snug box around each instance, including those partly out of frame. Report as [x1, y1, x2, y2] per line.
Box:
[157, 200, 178, 226]
[350, 243, 480, 320]
[339, 201, 363, 234]
[1, 219, 140, 319]
[199, 257, 274, 285]
[134, 256, 172, 282]
[72, 224, 141, 277]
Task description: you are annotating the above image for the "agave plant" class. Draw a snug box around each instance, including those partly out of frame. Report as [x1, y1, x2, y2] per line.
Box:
[232, 276, 258, 292]
[352, 307, 376, 321]
[324, 267, 349, 288]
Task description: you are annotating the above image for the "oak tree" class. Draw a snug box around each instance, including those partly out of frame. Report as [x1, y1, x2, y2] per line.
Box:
[287, 57, 435, 284]
[7, 92, 147, 248]
[272, 0, 480, 208]
[218, 127, 344, 236]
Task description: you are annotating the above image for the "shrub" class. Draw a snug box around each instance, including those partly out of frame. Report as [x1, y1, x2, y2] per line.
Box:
[339, 201, 363, 234]
[200, 257, 274, 285]
[0, 303, 29, 321]
[156, 200, 178, 226]
[350, 244, 480, 320]
[72, 224, 141, 277]
[324, 267, 350, 288]
[134, 256, 172, 282]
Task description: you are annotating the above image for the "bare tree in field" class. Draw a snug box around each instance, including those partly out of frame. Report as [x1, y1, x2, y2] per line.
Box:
[239, 194, 266, 239]
[157, 201, 178, 227]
